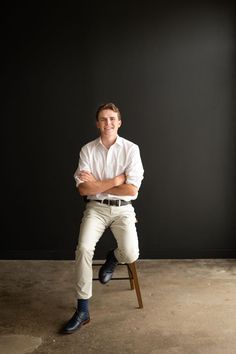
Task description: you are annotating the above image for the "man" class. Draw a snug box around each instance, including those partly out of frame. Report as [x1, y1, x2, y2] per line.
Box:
[62, 102, 144, 334]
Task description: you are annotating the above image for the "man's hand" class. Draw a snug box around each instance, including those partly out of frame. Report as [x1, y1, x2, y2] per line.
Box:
[79, 171, 97, 183]
[114, 173, 126, 186]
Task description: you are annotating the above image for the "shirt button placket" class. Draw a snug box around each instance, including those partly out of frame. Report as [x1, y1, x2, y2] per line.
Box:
[106, 148, 113, 179]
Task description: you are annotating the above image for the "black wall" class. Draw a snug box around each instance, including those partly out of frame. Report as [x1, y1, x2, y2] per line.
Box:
[2, 1, 235, 259]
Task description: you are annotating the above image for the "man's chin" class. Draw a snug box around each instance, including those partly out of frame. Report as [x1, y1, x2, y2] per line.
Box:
[103, 131, 116, 135]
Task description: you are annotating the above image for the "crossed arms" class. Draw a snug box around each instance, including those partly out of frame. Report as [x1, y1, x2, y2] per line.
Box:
[78, 171, 138, 197]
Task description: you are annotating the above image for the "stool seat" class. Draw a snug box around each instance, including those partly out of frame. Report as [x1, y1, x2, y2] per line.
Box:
[93, 261, 143, 308]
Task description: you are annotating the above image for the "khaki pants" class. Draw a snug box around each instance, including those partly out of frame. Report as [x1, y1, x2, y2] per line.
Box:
[75, 201, 139, 299]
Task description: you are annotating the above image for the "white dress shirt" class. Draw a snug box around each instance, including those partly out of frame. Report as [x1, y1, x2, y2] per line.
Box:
[74, 135, 144, 201]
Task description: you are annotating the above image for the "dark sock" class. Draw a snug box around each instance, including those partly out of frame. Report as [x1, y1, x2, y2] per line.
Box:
[110, 249, 118, 263]
[77, 299, 89, 313]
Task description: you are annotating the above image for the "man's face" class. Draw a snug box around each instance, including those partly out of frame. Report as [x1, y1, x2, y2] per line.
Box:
[96, 109, 122, 137]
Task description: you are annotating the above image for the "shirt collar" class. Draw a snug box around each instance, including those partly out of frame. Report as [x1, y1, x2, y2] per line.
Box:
[115, 135, 122, 146]
[96, 135, 122, 147]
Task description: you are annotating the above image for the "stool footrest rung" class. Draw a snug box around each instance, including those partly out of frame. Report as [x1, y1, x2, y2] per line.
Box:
[93, 277, 131, 281]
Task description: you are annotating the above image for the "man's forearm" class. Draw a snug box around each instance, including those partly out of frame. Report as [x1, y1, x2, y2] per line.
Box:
[105, 184, 138, 196]
[78, 179, 116, 196]
[78, 173, 126, 196]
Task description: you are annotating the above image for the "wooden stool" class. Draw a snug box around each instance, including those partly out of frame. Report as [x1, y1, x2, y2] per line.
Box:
[93, 261, 143, 309]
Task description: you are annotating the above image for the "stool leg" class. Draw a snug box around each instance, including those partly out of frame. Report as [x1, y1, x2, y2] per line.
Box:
[128, 262, 144, 309]
[126, 264, 134, 290]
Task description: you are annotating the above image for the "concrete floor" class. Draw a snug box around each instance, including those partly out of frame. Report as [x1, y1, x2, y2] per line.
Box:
[0, 259, 236, 354]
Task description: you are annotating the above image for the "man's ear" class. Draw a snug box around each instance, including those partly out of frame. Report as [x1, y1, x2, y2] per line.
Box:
[118, 120, 122, 127]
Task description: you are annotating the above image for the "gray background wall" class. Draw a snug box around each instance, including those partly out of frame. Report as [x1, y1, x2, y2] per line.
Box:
[1, 1, 235, 259]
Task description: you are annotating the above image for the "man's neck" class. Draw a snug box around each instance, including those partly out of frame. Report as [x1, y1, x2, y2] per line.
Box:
[101, 135, 118, 149]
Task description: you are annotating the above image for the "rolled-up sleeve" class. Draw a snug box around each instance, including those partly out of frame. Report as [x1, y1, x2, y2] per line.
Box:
[125, 145, 144, 189]
[73, 146, 91, 187]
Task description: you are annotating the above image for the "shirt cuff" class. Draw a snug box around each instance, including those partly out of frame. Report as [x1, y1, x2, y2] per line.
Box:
[74, 175, 84, 187]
